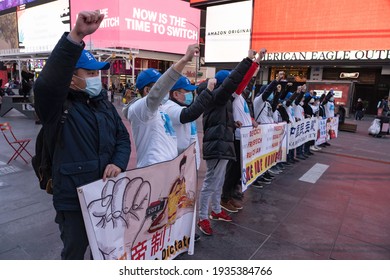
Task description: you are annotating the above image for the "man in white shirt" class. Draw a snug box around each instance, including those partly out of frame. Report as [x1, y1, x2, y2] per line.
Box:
[123, 44, 199, 168]
[162, 76, 216, 169]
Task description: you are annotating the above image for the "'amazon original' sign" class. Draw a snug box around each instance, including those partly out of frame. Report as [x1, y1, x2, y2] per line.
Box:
[264, 50, 390, 62]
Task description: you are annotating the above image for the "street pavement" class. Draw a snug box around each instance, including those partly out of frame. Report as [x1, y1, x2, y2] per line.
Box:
[0, 97, 389, 260]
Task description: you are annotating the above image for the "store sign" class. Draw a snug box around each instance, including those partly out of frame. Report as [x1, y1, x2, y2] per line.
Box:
[70, 0, 200, 54]
[264, 50, 390, 62]
[340, 72, 359, 79]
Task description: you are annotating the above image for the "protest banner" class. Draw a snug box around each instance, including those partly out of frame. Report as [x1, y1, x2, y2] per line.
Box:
[240, 123, 288, 191]
[315, 116, 339, 145]
[77, 144, 197, 260]
[288, 117, 318, 150]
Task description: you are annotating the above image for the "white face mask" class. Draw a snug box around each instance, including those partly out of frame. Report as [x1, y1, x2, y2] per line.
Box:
[74, 75, 102, 97]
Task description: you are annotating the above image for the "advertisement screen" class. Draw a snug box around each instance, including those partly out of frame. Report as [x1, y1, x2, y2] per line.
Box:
[0, 12, 18, 50]
[0, 0, 36, 12]
[252, 0, 390, 53]
[70, 0, 200, 54]
[205, 0, 252, 63]
[189, 0, 245, 8]
[17, 0, 70, 52]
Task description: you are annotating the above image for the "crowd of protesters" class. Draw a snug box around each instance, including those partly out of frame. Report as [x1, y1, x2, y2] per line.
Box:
[28, 10, 341, 259]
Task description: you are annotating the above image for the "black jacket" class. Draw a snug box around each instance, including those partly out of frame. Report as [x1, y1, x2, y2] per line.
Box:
[34, 33, 131, 211]
[201, 57, 253, 160]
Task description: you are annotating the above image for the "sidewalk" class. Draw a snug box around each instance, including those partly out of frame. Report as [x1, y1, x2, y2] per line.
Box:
[1, 106, 389, 260]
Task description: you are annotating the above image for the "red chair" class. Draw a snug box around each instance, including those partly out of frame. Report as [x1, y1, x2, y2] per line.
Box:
[0, 122, 33, 164]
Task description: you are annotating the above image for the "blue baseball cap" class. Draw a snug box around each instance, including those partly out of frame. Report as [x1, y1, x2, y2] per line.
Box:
[76, 50, 110, 70]
[215, 70, 230, 85]
[284, 92, 293, 100]
[136, 68, 161, 90]
[171, 76, 197, 91]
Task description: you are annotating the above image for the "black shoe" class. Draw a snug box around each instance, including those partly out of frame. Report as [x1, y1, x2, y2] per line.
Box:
[251, 181, 264, 189]
[306, 152, 314, 156]
[194, 233, 201, 242]
[232, 191, 244, 200]
[277, 163, 285, 170]
[262, 174, 273, 181]
[256, 178, 271, 184]
[284, 161, 293, 166]
[296, 155, 306, 160]
[324, 142, 331, 146]
[265, 171, 275, 178]
[292, 158, 300, 163]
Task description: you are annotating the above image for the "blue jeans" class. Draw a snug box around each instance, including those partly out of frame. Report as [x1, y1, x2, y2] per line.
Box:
[55, 210, 89, 260]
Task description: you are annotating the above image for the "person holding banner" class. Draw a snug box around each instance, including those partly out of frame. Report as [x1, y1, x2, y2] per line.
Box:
[220, 50, 265, 212]
[252, 72, 285, 180]
[319, 89, 335, 147]
[280, 90, 302, 164]
[197, 52, 257, 236]
[33, 10, 131, 260]
[292, 85, 307, 160]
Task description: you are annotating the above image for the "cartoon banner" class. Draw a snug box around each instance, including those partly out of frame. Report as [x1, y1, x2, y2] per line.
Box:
[77, 144, 197, 260]
[288, 117, 318, 149]
[240, 123, 288, 192]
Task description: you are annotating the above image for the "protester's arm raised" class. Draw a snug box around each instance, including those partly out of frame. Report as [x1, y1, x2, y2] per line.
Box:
[68, 10, 104, 43]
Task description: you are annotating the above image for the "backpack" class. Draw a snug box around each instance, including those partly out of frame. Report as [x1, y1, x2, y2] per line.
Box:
[31, 101, 71, 194]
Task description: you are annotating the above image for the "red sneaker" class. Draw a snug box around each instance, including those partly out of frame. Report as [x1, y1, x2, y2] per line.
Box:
[197, 219, 213, 235]
[209, 210, 232, 222]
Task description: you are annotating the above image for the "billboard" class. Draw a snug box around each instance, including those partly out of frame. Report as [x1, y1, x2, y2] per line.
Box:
[252, 0, 390, 53]
[189, 0, 246, 8]
[0, 0, 36, 12]
[0, 12, 18, 50]
[70, 0, 200, 54]
[205, 0, 252, 63]
[17, 0, 70, 52]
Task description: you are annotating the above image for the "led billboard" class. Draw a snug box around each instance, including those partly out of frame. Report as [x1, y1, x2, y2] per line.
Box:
[205, 0, 252, 63]
[17, 0, 70, 52]
[0, 12, 18, 49]
[0, 0, 36, 12]
[251, 0, 390, 53]
[70, 0, 200, 54]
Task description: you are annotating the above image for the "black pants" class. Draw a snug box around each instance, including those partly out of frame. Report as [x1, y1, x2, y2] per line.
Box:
[221, 139, 241, 201]
[55, 210, 89, 260]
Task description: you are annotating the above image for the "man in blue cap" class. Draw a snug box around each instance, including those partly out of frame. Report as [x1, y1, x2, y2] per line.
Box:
[34, 10, 131, 259]
[162, 75, 216, 169]
[123, 44, 200, 168]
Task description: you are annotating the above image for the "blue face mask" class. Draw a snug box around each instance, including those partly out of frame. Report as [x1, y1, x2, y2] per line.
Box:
[84, 76, 102, 97]
[74, 75, 102, 97]
[184, 92, 194, 105]
[267, 93, 274, 102]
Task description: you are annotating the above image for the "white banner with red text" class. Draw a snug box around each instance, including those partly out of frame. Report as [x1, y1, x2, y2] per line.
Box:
[240, 123, 288, 192]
